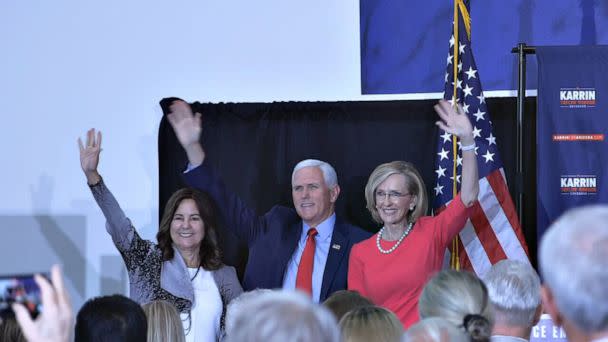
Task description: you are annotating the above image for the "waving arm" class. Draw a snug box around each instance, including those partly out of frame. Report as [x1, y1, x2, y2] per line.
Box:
[434, 100, 479, 207]
[166, 100, 205, 167]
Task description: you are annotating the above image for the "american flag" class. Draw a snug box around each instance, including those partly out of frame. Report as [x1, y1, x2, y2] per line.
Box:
[434, 0, 529, 276]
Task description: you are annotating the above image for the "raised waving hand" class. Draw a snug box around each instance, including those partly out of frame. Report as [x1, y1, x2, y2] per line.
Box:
[78, 128, 102, 185]
[433, 100, 479, 206]
[166, 100, 205, 167]
[434, 99, 474, 144]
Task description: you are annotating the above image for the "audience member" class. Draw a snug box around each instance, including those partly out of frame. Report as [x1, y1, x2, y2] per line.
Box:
[224, 289, 274, 337]
[483, 260, 541, 341]
[419, 270, 493, 342]
[75, 294, 147, 342]
[403, 317, 469, 342]
[225, 290, 339, 342]
[539, 205, 608, 342]
[339, 305, 403, 342]
[322, 290, 373, 321]
[12, 265, 72, 342]
[0, 312, 26, 342]
[142, 300, 185, 342]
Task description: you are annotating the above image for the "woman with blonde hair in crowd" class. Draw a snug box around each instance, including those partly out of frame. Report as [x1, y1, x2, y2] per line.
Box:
[418, 270, 494, 342]
[339, 305, 403, 342]
[142, 301, 186, 342]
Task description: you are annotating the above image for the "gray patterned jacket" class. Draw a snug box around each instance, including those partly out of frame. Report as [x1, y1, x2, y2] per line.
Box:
[89, 179, 243, 329]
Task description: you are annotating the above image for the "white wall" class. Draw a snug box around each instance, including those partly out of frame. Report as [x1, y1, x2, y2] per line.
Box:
[1, 1, 418, 308]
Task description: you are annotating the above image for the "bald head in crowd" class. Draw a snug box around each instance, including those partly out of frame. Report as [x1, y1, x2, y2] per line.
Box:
[539, 205, 608, 342]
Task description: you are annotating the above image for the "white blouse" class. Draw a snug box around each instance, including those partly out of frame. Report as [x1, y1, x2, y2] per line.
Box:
[181, 267, 223, 342]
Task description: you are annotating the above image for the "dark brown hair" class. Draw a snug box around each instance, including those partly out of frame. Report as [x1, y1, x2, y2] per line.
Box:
[157, 188, 222, 270]
[0, 313, 26, 342]
[322, 290, 373, 322]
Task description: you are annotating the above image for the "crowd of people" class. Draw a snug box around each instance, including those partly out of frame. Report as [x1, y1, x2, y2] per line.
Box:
[0, 99, 606, 342]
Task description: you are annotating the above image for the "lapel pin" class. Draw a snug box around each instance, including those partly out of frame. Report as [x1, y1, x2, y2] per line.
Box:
[332, 244, 341, 250]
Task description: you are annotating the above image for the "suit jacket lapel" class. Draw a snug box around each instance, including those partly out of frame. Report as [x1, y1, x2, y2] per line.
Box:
[320, 222, 347, 300]
[277, 220, 302, 285]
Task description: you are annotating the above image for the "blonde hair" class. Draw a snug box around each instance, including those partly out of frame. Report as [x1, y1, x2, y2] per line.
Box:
[142, 300, 185, 342]
[364, 161, 428, 224]
[339, 306, 403, 342]
[419, 270, 493, 342]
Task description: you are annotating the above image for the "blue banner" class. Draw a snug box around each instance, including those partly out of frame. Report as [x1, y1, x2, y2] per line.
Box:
[536, 45, 608, 239]
[360, 0, 608, 94]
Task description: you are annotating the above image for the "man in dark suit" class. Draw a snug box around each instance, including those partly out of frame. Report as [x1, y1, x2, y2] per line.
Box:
[166, 100, 371, 303]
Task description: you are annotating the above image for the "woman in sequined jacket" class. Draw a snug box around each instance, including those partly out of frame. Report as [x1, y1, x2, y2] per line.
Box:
[79, 128, 242, 341]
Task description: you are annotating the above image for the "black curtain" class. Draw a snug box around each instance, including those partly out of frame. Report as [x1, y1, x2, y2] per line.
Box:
[158, 97, 537, 277]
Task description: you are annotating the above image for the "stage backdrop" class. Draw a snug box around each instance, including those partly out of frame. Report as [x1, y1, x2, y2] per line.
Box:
[360, 0, 608, 94]
[158, 97, 537, 277]
[536, 45, 608, 240]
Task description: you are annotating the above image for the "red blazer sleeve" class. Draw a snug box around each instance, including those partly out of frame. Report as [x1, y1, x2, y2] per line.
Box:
[432, 193, 475, 248]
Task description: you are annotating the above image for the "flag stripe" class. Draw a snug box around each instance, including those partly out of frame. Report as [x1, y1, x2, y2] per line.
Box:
[456, 235, 473, 272]
[480, 175, 527, 263]
[458, 219, 493, 274]
[489, 169, 530, 255]
[470, 200, 508, 264]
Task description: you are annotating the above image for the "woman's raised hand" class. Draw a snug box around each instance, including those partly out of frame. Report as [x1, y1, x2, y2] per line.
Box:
[78, 128, 102, 185]
[434, 100, 474, 143]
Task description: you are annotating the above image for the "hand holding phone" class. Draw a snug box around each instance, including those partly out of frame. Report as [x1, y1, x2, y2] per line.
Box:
[0, 273, 43, 319]
[12, 265, 73, 342]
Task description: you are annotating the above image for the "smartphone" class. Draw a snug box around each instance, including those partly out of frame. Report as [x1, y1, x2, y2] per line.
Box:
[0, 274, 44, 319]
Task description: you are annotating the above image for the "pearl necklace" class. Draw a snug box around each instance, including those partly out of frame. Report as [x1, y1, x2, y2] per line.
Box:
[376, 222, 414, 254]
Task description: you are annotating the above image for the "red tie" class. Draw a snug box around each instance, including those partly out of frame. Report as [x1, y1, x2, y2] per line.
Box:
[295, 227, 318, 295]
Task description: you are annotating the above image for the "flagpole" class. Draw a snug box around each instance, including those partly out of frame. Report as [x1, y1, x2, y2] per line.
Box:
[450, 0, 461, 270]
[452, 1, 460, 198]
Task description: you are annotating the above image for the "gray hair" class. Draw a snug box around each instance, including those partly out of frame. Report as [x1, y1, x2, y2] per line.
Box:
[403, 317, 469, 342]
[292, 159, 338, 188]
[483, 259, 540, 327]
[225, 290, 340, 342]
[419, 270, 493, 342]
[364, 161, 428, 224]
[539, 204, 608, 333]
[224, 289, 274, 336]
[339, 306, 403, 342]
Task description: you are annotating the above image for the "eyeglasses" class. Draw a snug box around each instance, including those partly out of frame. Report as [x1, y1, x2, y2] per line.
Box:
[375, 190, 412, 201]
